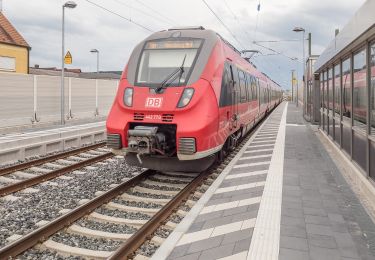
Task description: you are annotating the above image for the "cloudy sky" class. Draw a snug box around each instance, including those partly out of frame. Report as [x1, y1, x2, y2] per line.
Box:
[2, 0, 366, 89]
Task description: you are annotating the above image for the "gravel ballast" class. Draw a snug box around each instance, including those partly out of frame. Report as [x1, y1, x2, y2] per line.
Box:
[51, 232, 121, 251]
[0, 157, 140, 248]
[76, 219, 137, 234]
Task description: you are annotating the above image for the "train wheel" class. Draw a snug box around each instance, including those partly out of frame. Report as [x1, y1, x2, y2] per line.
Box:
[216, 148, 226, 164]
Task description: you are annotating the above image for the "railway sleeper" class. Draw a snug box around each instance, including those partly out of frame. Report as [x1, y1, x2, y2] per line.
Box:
[88, 212, 147, 227]
[120, 193, 170, 204]
[104, 202, 161, 215]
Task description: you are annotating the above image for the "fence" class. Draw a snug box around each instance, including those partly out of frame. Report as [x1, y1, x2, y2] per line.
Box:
[0, 72, 119, 128]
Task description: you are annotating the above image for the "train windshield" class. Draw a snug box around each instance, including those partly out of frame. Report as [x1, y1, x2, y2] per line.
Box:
[136, 39, 202, 86]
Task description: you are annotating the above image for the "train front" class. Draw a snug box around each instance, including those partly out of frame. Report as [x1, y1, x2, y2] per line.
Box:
[106, 28, 221, 172]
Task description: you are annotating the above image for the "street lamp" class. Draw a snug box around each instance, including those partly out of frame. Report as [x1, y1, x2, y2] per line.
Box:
[61, 1, 77, 125]
[90, 49, 100, 76]
[90, 49, 100, 116]
[292, 26, 305, 108]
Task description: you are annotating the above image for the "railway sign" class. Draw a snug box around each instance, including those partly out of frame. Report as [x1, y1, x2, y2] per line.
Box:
[64, 51, 72, 64]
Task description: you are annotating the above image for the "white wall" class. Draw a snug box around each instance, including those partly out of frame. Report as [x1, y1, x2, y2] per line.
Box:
[0, 72, 119, 128]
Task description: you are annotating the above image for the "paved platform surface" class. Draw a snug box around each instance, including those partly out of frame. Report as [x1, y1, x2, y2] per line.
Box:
[152, 102, 375, 260]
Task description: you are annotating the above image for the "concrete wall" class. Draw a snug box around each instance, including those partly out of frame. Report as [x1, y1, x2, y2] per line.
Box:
[0, 43, 28, 74]
[0, 72, 119, 128]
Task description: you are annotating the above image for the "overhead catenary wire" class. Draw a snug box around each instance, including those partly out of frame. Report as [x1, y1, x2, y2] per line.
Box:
[112, 0, 175, 27]
[201, 0, 245, 49]
[223, 0, 253, 47]
[84, 0, 154, 32]
[133, 0, 179, 26]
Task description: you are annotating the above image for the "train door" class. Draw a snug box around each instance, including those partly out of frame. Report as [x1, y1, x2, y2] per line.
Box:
[229, 64, 239, 129]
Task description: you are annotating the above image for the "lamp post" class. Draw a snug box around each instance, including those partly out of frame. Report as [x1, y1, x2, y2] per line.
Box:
[61, 1, 77, 125]
[291, 70, 295, 103]
[292, 26, 305, 108]
[90, 49, 100, 116]
[291, 57, 299, 105]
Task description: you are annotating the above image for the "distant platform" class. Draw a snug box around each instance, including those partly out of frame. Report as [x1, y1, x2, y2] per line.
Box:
[152, 102, 375, 260]
[0, 121, 106, 165]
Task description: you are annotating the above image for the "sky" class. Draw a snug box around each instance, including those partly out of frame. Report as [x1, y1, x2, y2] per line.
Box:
[1, 0, 367, 89]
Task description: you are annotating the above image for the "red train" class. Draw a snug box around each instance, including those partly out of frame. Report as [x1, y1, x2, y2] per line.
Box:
[106, 27, 283, 172]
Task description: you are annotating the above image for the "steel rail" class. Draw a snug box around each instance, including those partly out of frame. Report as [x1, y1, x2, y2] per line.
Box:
[108, 170, 211, 260]
[0, 142, 106, 176]
[0, 152, 112, 196]
[0, 169, 155, 259]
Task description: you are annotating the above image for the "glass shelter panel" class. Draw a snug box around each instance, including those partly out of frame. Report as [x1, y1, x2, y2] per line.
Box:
[334, 64, 341, 144]
[353, 49, 367, 127]
[328, 68, 333, 113]
[334, 64, 341, 117]
[371, 43, 375, 134]
[342, 58, 352, 120]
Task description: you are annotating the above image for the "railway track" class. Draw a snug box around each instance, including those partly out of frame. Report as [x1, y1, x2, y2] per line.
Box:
[0, 139, 246, 260]
[0, 143, 112, 196]
[0, 108, 274, 259]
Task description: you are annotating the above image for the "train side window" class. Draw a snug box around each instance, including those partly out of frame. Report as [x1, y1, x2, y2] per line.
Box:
[219, 63, 232, 107]
[250, 76, 256, 101]
[246, 74, 252, 101]
[238, 70, 247, 103]
[231, 65, 241, 105]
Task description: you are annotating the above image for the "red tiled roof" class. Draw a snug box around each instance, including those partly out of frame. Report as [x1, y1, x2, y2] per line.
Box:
[0, 12, 30, 48]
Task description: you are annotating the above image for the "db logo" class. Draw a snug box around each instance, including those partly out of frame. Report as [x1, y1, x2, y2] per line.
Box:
[145, 97, 163, 108]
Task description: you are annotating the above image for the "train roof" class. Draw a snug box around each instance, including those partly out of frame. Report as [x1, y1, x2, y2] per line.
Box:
[127, 27, 283, 89]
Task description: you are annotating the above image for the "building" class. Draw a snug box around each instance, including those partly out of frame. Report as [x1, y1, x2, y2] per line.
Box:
[0, 11, 30, 74]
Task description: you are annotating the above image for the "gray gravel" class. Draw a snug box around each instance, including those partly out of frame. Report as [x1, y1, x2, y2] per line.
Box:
[112, 199, 163, 209]
[0, 157, 139, 248]
[137, 241, 159, 257]
[51, 232, 122, 251]
[149, 176, 189, 185]
[139, 182, 181, 192]
[76, 219, 137, 234]
[155, 227, 172, 238]
[180, 205, 191, 212]
[95, 208, 151, 220]
[169, 214, 183, 224]
[20, 249, 84, 260]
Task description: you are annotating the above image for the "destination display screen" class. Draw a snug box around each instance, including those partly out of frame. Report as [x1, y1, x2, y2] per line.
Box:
[145, 40, 202, 50]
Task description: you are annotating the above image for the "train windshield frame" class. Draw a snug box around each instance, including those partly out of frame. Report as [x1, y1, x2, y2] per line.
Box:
[135, 38, 204, 87]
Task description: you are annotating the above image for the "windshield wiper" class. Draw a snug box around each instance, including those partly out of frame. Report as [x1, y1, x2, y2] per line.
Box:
[156, 54, 187, 93]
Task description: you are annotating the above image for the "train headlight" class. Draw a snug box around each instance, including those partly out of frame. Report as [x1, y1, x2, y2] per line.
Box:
[123, 88, 134, 107]
[177, 88, 194, 108]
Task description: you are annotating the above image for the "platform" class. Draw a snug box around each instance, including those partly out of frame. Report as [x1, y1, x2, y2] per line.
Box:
[152, 102, 375, 260]
[0, 121, 106, 165]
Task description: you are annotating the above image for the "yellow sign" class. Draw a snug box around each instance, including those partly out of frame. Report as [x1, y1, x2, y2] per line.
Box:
[64, 51, 72, 64]
[292, 77, 297, 85]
